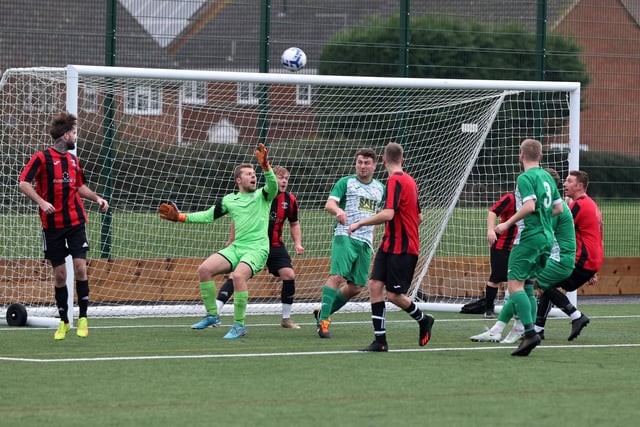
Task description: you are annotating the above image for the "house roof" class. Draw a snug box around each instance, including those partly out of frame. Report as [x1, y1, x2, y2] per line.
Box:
[621, 0, 640, 24]
[166, 0, 582, 70]
[0, 0, 171, 71]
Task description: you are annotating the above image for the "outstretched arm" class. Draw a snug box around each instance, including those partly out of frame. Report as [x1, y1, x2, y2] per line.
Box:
[255, 143, 278, 200]
[158, 201, 187, 222]
[347, 208, 394, 235]
[255, 143, 271, 171]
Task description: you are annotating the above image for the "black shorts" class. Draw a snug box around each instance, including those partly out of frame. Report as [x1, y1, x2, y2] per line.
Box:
[554, 266, 597, 292]
[42, 224, 89, 267]
[488, 247, 510, 284]
[369, 251, 418, 294]
[266, 245, 293, 277]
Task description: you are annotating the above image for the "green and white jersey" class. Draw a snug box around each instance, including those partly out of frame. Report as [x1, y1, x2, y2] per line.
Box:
[329, 175, 385, 247]
[185, 169, 278, 251]
[549, 201, 577, 268]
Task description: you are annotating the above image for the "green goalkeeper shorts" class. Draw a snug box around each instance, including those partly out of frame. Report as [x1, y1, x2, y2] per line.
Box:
[218, 241, 269, 276]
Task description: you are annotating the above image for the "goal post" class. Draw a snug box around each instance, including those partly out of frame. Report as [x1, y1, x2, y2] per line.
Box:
[0, 65, 580, 321]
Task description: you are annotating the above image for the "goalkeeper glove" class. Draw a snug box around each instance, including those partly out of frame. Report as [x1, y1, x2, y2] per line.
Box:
[254, 143, 271, 171]
[158, 201, 186, 222]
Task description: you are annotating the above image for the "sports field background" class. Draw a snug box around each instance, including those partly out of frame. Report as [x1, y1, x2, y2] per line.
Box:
[1, 301, 639, 427]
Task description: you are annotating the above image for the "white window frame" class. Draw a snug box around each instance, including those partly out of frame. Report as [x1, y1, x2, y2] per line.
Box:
[23, 83, 59, 113]
[296, 84, 312, 106]
[81, 85, 98, 113]
[237, 82, 258, 105]
[181, 80, 207, 105]
[124, 84, 162, 115]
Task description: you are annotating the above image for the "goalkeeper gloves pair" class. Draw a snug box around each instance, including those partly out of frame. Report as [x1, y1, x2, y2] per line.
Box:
[158, 144, 270, 222]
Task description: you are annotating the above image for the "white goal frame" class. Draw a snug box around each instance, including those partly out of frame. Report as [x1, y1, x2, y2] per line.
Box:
[2, 65, 580, 325]
[68, 65, 580, 315]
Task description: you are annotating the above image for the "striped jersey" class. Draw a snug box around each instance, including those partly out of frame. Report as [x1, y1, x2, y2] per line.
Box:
[328, 175, 385, 248]
[268, 191, 299, 247]
[379, 171, 421, 255]
[490, 192, 517, 251]
[19, 147, 87, 230]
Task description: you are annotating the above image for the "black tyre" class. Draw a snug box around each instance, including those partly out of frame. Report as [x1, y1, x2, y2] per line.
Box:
[6, 303, 28, 326]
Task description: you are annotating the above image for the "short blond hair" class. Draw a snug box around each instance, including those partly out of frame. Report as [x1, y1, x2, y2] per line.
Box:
[273, 166, 290, 177]
[520, 139, 542, 162]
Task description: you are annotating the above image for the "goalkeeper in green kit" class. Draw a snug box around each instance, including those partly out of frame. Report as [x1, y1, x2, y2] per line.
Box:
[158, 144, 277, 339]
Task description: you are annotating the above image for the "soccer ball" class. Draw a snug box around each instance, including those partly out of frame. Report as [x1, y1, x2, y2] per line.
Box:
[281, 47, 307, 72]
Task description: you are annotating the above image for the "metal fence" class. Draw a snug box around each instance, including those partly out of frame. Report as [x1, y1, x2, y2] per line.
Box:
[1, 0, 638, 255]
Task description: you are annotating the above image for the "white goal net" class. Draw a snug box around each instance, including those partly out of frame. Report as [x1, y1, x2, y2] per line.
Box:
[0, 65, 580, 322]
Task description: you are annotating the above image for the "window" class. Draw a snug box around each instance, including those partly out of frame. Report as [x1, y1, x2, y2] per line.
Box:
[124, 84, 162, 115]
[181, 81, 206, 104]
[22, 83, 59, 113]
[81, 85, 98, 113]
[296, 84, 312, 106]
[237, 82, 258, 105]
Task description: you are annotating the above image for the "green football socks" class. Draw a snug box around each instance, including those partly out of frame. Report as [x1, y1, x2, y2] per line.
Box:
[234, 291, 248, 326]
[319, 285, 338, 320]
[511, 290, 533, 327]
[199, 281, 219, 316]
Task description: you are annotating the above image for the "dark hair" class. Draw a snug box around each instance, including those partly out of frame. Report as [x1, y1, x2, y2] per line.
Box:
[545, 168, 561, 187]
[569, 170, 589, 189]
[355, 148, 377, 163]
[49, 112, 77, 139]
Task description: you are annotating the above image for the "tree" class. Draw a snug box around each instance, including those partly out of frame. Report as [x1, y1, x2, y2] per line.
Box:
[319, 14, 589, 85]
[314, 15, 590, 195]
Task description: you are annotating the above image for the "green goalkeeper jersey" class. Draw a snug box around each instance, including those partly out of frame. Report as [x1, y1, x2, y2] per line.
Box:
[185, 168, 277, 251]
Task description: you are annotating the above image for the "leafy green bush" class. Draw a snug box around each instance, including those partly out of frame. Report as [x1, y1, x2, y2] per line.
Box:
[319, 14, 589, 84]
[579, 151, 640, 199]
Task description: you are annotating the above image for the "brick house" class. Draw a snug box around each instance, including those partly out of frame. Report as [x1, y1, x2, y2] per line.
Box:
[1, 0, 638, 155]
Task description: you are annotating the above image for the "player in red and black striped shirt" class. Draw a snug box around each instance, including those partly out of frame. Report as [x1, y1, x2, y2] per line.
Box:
[484, 192, 517, 317]
[348, 142, 434, 352]
[18, 112, 109, 340]
[536, 170, 603, 340]
[215, 166, 305, 328]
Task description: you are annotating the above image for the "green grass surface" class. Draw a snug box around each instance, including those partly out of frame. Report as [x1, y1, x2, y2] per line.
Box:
[4, 199, 639, 259]
[1, 304, 639, 427]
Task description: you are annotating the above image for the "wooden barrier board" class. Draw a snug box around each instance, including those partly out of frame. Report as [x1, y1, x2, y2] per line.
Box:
[1, 257, 638, 304]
